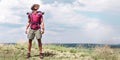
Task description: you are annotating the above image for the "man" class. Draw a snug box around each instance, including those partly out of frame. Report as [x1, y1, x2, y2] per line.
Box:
[25, 4, 44, 59]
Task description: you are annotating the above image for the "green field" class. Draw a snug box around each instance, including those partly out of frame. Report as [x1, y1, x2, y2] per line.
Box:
[0, 42, 120, 60]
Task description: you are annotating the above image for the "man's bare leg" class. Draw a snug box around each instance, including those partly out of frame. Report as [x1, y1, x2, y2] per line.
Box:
[26, 39, 32, 58]
[37, 39, 43, 59]
[28, 39, 32, 53]
[37, 39, 42, 53]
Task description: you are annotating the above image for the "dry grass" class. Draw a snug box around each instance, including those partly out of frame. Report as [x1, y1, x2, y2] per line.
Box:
[0, 43, 119, 60]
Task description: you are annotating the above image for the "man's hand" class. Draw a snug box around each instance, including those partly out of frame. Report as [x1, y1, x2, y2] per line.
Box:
[25, 21, 30, 34]
[25, 29, 28, 34]
[41, 28, 44, 34]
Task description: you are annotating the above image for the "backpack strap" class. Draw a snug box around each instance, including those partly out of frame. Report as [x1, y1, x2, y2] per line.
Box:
[27, 12, 33, 23]
[37, 11, 44, 15]
[27, 11, 44, 15]
[37, 11, 44, 24]
[26, 11, 44, 24]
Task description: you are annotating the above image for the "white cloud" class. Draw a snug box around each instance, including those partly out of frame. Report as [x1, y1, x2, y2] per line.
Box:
[0, 26, 26, 43]
[0, 0, 22, 23]
[73, 0, 107, 12]
[0, 0, 119, 44]
[43, 2, 93, 26]
[0, 0, 44, 43]
[102, 36, 120, 44]
[43, 1, 113, 31]
[41, 1, 117, 44]
[112, 36, 120, 40]
[103, 0, 120, 12]
[0, 0, 43, 24]
[0, 0, 119, 23]
[84, 21, 99, 30]
[72, 0, 120, 12]
[83, 21, 113, 38]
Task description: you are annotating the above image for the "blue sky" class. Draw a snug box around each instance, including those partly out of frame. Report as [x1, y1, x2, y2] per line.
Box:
[0, 0, 120, 44]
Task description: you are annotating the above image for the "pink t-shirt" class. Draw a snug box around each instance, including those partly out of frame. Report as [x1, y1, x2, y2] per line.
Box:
[27, 11, 43, 30]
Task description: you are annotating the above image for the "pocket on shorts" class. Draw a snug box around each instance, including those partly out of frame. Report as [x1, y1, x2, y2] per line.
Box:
[35, 29, 42, 39]
[29, 29, 33, 33]
[27, 29, 35, 39]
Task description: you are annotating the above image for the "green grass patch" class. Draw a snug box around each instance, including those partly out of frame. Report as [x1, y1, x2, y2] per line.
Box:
[0, 43, 119, 60]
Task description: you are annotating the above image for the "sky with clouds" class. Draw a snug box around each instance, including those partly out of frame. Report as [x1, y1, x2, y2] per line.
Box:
[0, 0, 120, 44]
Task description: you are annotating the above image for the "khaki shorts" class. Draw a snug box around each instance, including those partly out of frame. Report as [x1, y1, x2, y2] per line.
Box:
[27, 29, 42, 40]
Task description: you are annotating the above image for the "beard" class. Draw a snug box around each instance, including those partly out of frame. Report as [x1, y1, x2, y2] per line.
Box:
[33, 8, 38, 10]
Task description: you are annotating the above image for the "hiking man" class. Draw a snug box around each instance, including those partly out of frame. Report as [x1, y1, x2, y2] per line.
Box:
[25, 4, 44, 59]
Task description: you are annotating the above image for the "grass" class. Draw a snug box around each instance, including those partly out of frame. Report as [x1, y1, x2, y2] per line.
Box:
[0, 42, 120, 60]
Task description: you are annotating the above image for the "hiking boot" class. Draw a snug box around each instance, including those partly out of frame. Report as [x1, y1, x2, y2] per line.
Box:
[26, 53, 31, 59]
[39, 53, 43, 59]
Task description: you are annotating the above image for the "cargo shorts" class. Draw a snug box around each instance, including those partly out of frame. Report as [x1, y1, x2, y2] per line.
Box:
[27, 28, 42, 40]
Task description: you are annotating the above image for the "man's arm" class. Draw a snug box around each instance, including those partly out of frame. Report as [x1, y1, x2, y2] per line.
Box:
[25, 19, 30, 34]
[40, 17, 45, 34]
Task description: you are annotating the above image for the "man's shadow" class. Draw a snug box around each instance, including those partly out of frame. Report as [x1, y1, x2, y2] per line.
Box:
[32, 52, 56, 58]
[26, 52, 56, 60]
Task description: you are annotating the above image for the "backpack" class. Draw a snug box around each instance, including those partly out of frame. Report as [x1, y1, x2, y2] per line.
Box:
[27, 11, 44, 30]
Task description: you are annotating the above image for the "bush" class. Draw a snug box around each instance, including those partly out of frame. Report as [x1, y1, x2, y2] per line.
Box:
[92, 45, 118, 60]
